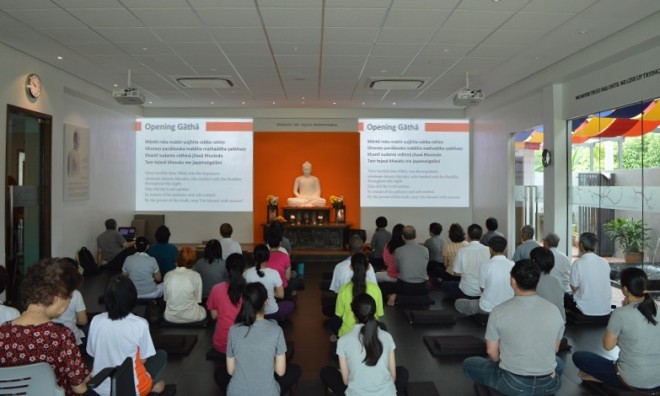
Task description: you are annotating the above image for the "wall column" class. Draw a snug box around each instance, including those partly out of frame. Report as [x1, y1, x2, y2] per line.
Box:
[542, 84, 570, 253]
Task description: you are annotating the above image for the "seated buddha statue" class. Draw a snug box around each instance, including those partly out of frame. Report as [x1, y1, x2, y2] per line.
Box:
[287, 161, 326, 207]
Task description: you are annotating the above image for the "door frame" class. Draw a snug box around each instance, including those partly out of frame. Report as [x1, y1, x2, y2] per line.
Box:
[5, 105, 52, 298]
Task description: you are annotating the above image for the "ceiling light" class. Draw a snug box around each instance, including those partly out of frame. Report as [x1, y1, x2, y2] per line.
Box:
[57, 56, 63, 60]
[241, 101, 246, 105]
[175, 77, 233, 89]
[113, 83, 119, 87]
[370, 79, 424, 90]
[210, 101, 215, 104]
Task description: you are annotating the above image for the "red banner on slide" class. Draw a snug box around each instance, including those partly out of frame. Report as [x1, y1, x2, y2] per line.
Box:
[206, 121, 253, 132]
[425, 122, 469, 132]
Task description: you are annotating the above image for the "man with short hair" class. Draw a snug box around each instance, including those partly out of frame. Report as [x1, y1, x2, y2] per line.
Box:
[441, 224, 490, 300]
[463, 259, 565, 395]
[542, 232, 572, 293]
[565, 232, 612, 316]
[531, 246, 566, 323]
[219, 223, 242, 260]
[389, 225, 429, 305]
[511, 225, 539, 262]
[480, 217, 504, 246]
[97, 218, 135, 272]
[455, 236, 514, 316]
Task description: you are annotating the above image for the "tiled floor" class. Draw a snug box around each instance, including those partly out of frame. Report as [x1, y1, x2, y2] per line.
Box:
[81, 262, 619, 396]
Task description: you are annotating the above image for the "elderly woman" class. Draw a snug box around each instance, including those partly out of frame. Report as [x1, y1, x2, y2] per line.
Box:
[164, 246, 208, 323]
[573, 267, 660, 392]
[0, 258, 91, 395]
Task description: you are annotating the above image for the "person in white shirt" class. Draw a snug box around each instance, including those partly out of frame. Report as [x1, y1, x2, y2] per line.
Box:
[542, 232, 572, 293]
[163, 247, 207, 323]
[455, 236, 514, 316]
[219, 223, 242, 260]
[322, 236, 377, 317]
[0, 267, 20, 324]
[565, 232, 612, 316]
[88, 275, 167, 396]
[52, 258, 88, 345]
[441, 224, 490, 300]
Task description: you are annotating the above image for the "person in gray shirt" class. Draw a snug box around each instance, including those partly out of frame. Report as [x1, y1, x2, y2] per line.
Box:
[531, 246, 566, 323]
[193, 239, 226, 300]
[511, 225, 540, 262]
[390, 225, 429, 305]
[463, 259, 565, 395]
[225, 283, 301, 396]
[424, 222, 445, 278]
[480, 217, 504, 247]
[573, 267, 660, 391]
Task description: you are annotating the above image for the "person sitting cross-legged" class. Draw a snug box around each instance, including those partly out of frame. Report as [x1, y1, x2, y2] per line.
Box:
[87, 274, 167, 396]
[320, 293, 409, 396]
[454, 236, 514, 316]
[388, 225, 429, 306]
[123, 236, 163, 299]
[440, 224, 490, 301]
[564, 232, 612, 316]
[463, 259, 565, 395]
[573, 267, 660, 392]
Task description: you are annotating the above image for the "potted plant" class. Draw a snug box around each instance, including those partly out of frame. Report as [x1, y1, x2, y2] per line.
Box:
[603, 218, 651, 263]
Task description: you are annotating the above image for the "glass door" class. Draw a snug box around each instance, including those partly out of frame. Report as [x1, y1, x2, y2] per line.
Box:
[5, 105, 51, 301]
[513, 127, 544, 248]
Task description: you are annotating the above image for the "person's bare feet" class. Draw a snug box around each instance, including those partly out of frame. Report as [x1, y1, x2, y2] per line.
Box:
[152, 379, 165, 394]
[577, 371, 602, 383]
[387, 294, 397, 306]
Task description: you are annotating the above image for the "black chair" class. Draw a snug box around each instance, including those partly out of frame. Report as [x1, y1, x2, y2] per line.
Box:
[88, 357, 176, 396]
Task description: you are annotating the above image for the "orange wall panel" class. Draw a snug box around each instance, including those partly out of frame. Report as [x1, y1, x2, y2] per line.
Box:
[253, 132, 360, 243]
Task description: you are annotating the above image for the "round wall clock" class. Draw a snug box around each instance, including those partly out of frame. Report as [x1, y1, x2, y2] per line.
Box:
[541, 149, 552, 167]
[25, 73, 42, 99]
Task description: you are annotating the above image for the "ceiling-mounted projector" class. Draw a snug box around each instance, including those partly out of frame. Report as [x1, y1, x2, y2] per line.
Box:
[113, 87, 145, 105]
[453, 71, 484, 107]
[112, 69, 145, 105]
[453, 89, 485, 107]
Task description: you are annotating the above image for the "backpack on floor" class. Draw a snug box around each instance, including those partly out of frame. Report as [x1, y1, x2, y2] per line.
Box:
[77, 246, 99, 276]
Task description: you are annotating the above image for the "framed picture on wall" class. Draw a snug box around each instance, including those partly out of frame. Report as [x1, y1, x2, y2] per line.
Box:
[63, 123, 90, 201]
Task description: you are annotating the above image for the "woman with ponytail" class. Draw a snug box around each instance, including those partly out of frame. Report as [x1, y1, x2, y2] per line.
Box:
[207, 253, 246, 354]
[321, 293, 408, 395]
[332, 253, 383, 337]
[226, 283, 301, 396]
[573, 267, 660, 391]
[244, 244, 294, 322]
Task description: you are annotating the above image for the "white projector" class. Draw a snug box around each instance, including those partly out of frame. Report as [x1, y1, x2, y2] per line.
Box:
[112, 88, 145, 105]
[453, 89, 485, 107]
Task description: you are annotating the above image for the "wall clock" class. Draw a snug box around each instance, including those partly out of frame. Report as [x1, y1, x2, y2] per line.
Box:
[25, 73, 42, 99]
[542, 149, 552, 167]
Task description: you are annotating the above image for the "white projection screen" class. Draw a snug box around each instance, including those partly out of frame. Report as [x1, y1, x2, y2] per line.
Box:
[359, 119, 470, 208]
[136, 118, 253, 212]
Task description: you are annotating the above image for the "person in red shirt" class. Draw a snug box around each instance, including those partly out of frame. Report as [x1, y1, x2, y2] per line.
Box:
[0, 258, 91, 396]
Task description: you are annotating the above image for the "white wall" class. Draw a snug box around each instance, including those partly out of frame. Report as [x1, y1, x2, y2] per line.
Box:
[0, 42, 140, 262]
[58, 93, 136, 257]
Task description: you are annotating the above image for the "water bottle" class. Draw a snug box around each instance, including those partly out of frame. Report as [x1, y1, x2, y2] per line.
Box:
[297, 262, 305, 279]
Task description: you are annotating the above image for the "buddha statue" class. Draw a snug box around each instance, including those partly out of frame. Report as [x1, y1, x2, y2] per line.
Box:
[287, 161, 326, 207]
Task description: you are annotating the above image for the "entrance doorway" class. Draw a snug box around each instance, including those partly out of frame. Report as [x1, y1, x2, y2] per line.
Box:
[4, 105, 52, 301]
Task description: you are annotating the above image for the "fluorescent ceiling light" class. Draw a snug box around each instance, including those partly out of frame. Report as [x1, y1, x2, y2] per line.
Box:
[176, 77, 233, 89]
[369, 79, 424, 90]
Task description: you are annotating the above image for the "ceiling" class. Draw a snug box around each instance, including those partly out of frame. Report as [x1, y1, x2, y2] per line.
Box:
[1, 0, 659, 109]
